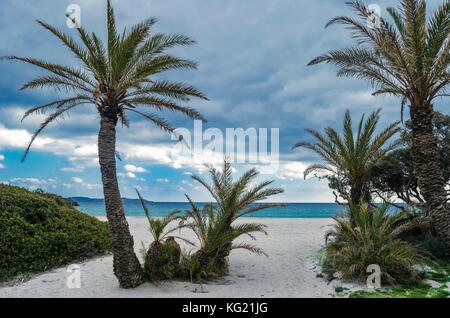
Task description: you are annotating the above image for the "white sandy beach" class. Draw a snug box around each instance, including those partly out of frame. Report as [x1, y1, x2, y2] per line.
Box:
[0, 217, 363, 298]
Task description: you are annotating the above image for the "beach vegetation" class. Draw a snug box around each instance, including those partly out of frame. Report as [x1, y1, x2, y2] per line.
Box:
[136, 190, 191, 283]
[0, 184, 111, 281]
[349, 283, 450, 298]
[322, 201, 429, 286]
[308, 0, 450, 253]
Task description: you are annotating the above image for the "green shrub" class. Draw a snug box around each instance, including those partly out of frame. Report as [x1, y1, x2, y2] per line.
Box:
[322, 202, 429, 286]
[136, 189, 189, 283]
[178, 249, 218, 283]
[0, 184, 111, 280]
[399, 210, 450, 261]
[143, 239, 182, 283]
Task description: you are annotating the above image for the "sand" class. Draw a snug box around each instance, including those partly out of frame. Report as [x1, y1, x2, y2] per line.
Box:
[0, 217, 359, 298]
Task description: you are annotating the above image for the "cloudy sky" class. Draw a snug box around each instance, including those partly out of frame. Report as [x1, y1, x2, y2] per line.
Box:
[0, 0, 446, 202]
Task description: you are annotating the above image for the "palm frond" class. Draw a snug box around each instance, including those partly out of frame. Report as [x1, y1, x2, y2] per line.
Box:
[21, 102, 84, 162]
[293, 109, 400, 202]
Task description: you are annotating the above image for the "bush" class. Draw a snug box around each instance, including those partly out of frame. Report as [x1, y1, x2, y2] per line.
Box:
[322, 202, 429, 286]
[0, 184, 111, 280]
[399, 210, 450, 261]
[136, 189, 188, 283]
[143, 238, 181, 283]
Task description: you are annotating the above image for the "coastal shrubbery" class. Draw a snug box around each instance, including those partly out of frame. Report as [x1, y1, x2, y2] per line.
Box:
[0, 184, 111, 280]
[322, 202, 429, 286]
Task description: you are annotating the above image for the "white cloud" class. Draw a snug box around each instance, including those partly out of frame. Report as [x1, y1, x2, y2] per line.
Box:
[10, 177, 44, 184]
[84, 183, 102, 190]
[157, 178, 169, 183]
[0, 124, 99, 168]
[126, 172, 137, 179]
[0, 154, 4, 160]
[61, 167, 84, 172]
[72, 177, 83, 183]
[277, 161, 310, 181]
[73, 144, 98, 157]
[124, 164, 148, 173]
[0, 164, 5, 169]
[7, 177, 60, 191]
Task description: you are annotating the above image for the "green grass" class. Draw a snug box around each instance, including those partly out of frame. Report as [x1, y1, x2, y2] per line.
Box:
[350, 283, 450, 298]
[422, 260, 450, 284]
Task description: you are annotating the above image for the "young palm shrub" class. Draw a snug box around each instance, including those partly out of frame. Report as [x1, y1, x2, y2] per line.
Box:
[308, 0, 450, 254]
[136, 190, 192, 283]
[322, 202, 429, 286]
[180, 199, 268, 280]
[3, 0, 208, 287]
[293, 109, 401, 204]
[181, 159, 285, 278]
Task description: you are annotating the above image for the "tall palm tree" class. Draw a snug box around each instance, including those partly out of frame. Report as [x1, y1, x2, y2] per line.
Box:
[307, 0, 449, 252]
[4, 0, 207, 287]
[187, 159, 285, 275]
[293, 109, 401, 204]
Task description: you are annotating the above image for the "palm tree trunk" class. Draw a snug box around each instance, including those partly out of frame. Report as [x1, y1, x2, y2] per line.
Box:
[350, 179, 364, 204]
[410, 104, 450, 254]
[98, 114, 144, 288]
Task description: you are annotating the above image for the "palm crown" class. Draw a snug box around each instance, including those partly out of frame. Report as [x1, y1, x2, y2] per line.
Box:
[308, 0, 449, 111]
[293, 109, 401, 203]
[183, 198, 268, 258]
[4, 0, 208, 161]
[191, 159, 285, 225]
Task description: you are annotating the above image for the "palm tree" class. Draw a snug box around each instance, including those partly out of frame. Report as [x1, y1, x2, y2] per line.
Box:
[184, 159, 285, 275]
[4, 0, 207, 287]
[293, 109, 401, 204]
[307, 0, 449, 252]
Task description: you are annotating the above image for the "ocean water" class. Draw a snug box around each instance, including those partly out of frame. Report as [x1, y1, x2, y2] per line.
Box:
[75, 201, 350, 218]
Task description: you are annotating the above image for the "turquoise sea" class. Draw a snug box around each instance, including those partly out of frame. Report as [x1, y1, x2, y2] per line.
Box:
[74, 199, 362, 218]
